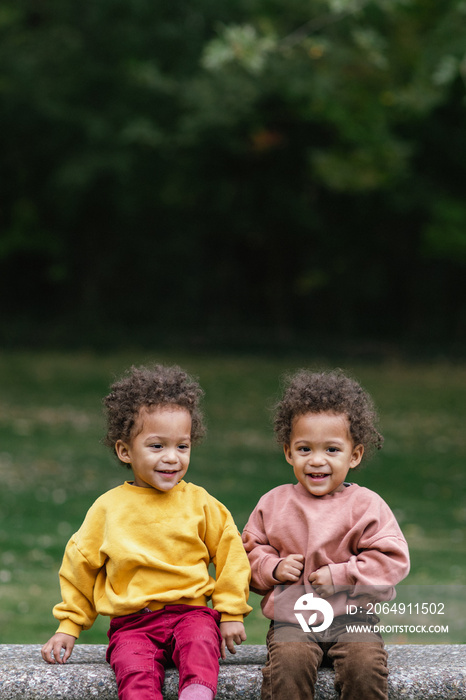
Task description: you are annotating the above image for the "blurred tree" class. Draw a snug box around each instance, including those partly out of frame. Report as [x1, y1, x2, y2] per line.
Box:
[0, 0, 465, 347]
[180, 0, 466, 342]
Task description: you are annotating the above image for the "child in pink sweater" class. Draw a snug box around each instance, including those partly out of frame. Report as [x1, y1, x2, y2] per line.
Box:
[243, 369, 410, 700]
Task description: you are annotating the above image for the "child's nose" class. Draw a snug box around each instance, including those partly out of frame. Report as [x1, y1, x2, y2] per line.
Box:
[163, 448, 178, 463]
[309, 451, 326, 465]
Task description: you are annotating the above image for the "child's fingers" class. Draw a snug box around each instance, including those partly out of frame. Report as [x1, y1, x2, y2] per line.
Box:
[219, 622, 246, 656]
[313, 585, 334, 599]
[42, 633, 75, 665]
[288, 554, 305, 564]
[237, 628, 247, 644]
[309, 566, 328, 584]
[42, 640, 65, 665]
[287, 555, 304, 573]
[41, 642, 54, 664]
[224, 634, 240, 655]
[53, 642, 67, 664]
[275, 555, 304, 582]
[284, 561, 304, 580]
[61, 644, 73, 663]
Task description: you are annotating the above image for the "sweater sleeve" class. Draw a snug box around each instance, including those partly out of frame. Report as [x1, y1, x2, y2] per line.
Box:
[204, 499, 252, 622]
[52, 501, 107, 638]
[53, 537, 105, 638]
[328, 496, 410, 592]
[242, 502, 283, 594]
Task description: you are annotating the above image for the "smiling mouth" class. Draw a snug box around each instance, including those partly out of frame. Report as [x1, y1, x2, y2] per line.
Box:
[158, 470, 178, 475]
[307, 473, 329, 480]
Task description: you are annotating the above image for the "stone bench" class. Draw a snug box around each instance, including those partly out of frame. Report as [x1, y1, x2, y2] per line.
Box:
[0, 644, 465, 699]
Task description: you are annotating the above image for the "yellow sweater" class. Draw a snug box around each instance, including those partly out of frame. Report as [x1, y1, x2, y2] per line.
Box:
[54, 480, 252, 638]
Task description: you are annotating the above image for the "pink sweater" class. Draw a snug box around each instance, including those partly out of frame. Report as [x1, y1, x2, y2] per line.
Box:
[242, 482, 410, 621]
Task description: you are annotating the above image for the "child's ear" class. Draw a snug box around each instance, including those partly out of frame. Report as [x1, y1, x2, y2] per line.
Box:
[115, 440, 132, 464]
[283, 444, 293, 466]
[350, 444, 364, 469]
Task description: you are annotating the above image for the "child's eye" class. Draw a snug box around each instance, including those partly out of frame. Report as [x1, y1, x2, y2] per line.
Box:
[178, 444, 189, 451]
[151, 444, 163, 449]
[327, 447, 339, 453]
[298, 447, 311, 453]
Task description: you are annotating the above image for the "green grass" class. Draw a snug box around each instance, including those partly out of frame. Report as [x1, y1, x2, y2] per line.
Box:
[0, 351, 465, 645]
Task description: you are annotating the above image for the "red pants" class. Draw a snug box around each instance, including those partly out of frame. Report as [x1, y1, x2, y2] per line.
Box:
[106, 605, 222, 700]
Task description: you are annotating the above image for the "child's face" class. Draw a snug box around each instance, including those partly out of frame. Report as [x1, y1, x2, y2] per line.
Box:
[284, 411, 364, 497]
[115, 405, 192, 492]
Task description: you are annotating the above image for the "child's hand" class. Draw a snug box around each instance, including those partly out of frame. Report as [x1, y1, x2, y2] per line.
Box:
[41, 633, 76, 664]
[219, 621, 247, 659]
[309, 565, 335, 598]
[274, 554, 304, 582]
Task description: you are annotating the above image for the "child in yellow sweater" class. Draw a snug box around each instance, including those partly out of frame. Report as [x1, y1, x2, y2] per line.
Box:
[42, 364, 251, 700]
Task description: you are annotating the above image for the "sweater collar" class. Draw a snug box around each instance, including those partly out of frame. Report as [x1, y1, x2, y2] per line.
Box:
[122, 479, 187, 495]
[294, 481, 356, 500]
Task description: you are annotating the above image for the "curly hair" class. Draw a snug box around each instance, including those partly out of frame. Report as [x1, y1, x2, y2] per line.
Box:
[273, 369, 383, 460]
[103, 364, 206, 467]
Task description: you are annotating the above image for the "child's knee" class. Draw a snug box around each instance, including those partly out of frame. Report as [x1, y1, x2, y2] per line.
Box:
[262, 642, 323, 700]
[331, 642, 388, 698]
[109, 641, 165, 699]
[272, 642, 314, 673]
[109, 641, 155, 675]
[174, 630, 221, 693]
[268, 638, 325, 686]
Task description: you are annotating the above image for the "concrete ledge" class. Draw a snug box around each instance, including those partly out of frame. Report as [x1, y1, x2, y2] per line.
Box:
[0, 644, 465, 699]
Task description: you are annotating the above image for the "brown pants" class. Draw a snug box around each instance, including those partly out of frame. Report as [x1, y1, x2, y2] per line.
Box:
[261, 617, 388, 700]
